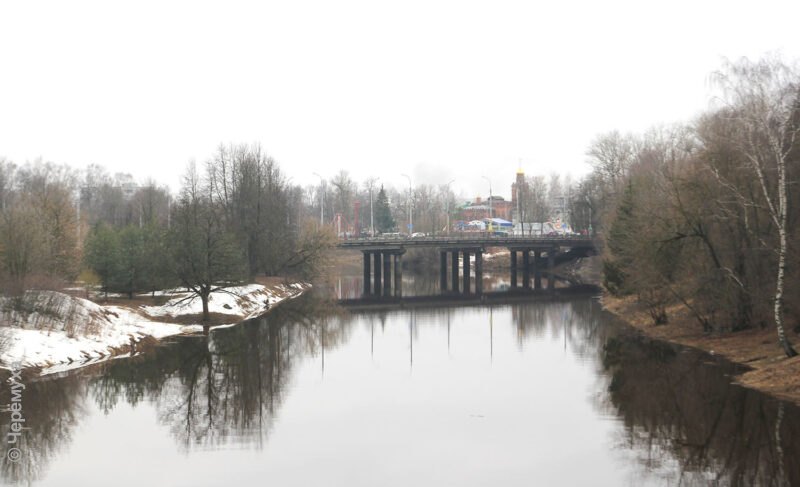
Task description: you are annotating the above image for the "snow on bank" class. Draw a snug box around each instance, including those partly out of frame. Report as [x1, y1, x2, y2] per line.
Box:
[0, 282, 310, 374]
[140, 283, 309, 321]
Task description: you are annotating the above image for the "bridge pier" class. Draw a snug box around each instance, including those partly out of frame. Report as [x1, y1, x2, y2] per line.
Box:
[534, 250, 542, 290]
[510, 251, 517, 288]
[475, 250, 483, 295]
[394, 253, 403, 297]
[363, 252, 371, 295]
[463, 250, 471, 294]
[522, 250, 531, 289]
[373, 251, 382, 295]
[440, 251, 447, 292]
[548, 247, 557, 291]
[383, 253, 391, 296]
[362, 249, 405, 298]
[437, 248, 484, 295]
[451, 251, 459, 293]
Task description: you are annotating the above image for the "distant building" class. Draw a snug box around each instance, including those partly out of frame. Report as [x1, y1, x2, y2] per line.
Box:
[459, 195, 513, 221]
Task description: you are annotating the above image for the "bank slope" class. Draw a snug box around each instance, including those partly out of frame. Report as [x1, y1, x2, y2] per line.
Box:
[0, 282, 311, 374]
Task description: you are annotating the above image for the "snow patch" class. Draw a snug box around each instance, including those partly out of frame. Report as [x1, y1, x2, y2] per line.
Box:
[0, 282, 311, 374]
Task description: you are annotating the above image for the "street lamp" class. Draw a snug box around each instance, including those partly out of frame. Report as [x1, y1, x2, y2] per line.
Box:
[401, 173, 412, 235]
[367, 177, 379, 237]
[313, 172, 324, 225]
[482, 175, 493, 219]
[445, 179, 455, 236]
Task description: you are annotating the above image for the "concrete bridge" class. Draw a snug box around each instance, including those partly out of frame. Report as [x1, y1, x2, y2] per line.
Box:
[336, 235, 596, 298]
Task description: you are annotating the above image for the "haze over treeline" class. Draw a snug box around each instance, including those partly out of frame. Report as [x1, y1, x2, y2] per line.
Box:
[1, 55, 799, 355]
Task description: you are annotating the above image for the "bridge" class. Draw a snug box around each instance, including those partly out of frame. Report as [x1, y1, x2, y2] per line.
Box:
[336, 235, 596, 298]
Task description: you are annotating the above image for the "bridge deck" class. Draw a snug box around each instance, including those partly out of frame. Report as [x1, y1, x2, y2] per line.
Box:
[336, 235, 594, 250]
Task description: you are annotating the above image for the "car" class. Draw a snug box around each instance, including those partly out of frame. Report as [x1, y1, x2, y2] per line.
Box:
[410, 232, 427, 238]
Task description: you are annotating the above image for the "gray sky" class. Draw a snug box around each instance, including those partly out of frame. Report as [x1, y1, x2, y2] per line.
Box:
[1, 0, 799, 199]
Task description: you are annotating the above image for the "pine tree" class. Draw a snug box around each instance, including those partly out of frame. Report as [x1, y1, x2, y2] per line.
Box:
[84, 223, 121, 299]
[374, 186, 395, 233]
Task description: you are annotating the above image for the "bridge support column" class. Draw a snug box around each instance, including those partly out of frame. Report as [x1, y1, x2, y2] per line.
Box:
[451, 251, 459, 293]
[522, 250, 531, 289]
[475, 250, 483, 295]
[548, 248, 557, 291]
[462, 250, 471, 294]
[534, 250, 542, 290]
[363, 251, 371, 295]
[373, 251, 382, 296]
[510, 251, 517, 288]
[394, 253, 403, 297]
[383, 252, 392, 296]
[440, 251, 447, 292]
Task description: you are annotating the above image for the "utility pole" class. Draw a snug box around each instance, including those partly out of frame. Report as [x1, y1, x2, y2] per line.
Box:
[367, 177, 378, 237]
[482, 176, 493, 219]
[402, 173, 412, 235]
[445, 179, 455, 235]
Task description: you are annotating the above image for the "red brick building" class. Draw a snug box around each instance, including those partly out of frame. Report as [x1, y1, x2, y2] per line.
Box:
[459, 195, 513, 221]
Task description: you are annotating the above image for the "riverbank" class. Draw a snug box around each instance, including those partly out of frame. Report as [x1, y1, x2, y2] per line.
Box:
[0, 278, 311, 375]
[603, 294, 800, 405]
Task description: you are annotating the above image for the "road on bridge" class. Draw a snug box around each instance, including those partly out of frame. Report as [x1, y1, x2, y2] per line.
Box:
[336, 234, 595, 250]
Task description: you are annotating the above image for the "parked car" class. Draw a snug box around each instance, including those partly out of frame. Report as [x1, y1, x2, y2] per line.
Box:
[410, 232, 427, 238]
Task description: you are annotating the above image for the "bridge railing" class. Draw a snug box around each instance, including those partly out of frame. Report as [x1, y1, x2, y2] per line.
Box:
[337, 233, 593, 242]
[335, 234, 596, 249]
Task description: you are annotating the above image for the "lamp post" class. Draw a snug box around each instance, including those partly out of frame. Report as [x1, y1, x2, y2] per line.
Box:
[313, 172, 324, 225]
[401, 173, 412, 235]
[445, 179, 455, 236]
[367, 177, 378, 237]
[482, 175, 493, 219]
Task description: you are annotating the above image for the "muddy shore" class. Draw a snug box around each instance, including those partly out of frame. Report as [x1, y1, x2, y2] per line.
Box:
[603, 294, 800, 406]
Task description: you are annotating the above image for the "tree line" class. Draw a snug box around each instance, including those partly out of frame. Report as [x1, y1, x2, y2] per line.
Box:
[0, 144, 334, 321]
[305, 170, 586, 236]
[586, 56, 800, 357]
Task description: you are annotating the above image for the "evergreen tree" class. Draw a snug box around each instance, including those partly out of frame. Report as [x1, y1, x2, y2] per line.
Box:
[374, 186, 395, 233]
[117, 225, 147, 299]
[84, 223, 121, 298]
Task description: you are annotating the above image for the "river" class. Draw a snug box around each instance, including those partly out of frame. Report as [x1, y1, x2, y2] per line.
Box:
[1, 275, 798, 486]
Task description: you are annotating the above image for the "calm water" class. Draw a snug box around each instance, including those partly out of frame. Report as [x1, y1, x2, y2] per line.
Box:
[1, 284, 799, 486]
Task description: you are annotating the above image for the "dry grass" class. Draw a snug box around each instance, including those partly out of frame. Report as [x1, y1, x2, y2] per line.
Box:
[604, 294, 800, 405]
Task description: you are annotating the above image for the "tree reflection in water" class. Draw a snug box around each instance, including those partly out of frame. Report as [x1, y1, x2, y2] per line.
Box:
[2, 295, 799, 486]
[0, 371, 86, 484]
[90, 295, 349, 451]
[600, 332, 800, 486]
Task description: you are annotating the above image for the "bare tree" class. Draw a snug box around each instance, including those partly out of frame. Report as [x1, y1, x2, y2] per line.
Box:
[713, 57, 800, 357]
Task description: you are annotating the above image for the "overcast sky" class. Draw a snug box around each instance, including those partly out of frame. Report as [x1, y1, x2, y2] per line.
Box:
[1, 0, 799, 199]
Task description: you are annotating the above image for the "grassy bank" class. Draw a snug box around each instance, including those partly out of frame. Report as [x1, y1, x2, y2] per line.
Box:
[603, 294, 800, 405]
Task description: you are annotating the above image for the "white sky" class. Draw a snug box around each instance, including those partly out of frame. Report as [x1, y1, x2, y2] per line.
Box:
[1, 0, 799, 199]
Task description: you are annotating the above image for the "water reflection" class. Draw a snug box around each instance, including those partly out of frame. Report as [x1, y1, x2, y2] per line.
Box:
[601, 333, 800, 486]
[91, 297, 349, 451]
[1, 294, 798, 485]
[0, 372, 86, 484]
